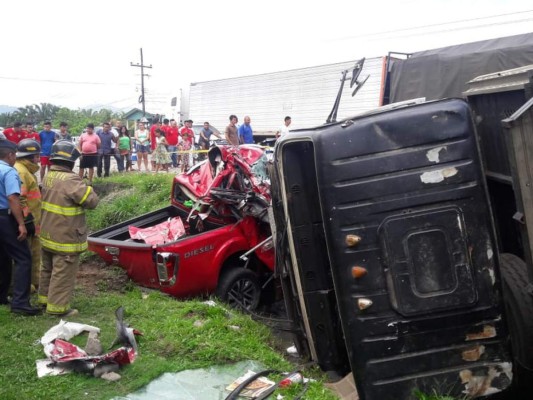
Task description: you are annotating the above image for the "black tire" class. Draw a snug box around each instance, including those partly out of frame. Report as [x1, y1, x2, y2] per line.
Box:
[499, 253, 533, 392]
[216, 268, 261, 310]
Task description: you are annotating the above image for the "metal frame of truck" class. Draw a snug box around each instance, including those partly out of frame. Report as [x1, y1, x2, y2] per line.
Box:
[271, 33, 533, 399]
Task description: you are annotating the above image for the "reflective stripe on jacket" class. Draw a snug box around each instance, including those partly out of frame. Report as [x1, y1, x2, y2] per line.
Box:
[39, 165, 99, 254]
[14, 158, 42, 233]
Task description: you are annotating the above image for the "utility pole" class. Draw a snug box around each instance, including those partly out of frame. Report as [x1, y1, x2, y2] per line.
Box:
[130, 48, 152, 117]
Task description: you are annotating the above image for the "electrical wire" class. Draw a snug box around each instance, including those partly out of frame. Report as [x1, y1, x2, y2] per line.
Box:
[332, 9, 533, 42]
[0, 76, 131, 86]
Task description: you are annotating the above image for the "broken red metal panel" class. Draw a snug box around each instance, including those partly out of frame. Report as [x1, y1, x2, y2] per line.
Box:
[129, 217, 186, 246]
[174, 145, 271, 214]
[48, 339, 137, 366]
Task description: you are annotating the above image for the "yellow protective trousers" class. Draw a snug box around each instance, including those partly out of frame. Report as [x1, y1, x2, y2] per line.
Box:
[38, 249, 80, 314]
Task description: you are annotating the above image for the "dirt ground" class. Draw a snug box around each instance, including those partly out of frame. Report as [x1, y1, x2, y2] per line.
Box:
[76, 255, 299, 356]
[76, 256, 130, 296]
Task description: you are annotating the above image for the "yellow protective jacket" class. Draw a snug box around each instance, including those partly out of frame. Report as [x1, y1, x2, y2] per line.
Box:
[40, 165, 99, 254]
[14, 158, 41, 234]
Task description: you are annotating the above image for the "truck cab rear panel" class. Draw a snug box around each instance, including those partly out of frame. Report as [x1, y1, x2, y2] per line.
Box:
[273, 99, 512, 399]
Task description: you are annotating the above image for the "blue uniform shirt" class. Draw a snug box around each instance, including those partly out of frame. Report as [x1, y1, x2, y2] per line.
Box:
[0, 160, 21, 209]
[40, 130, 56, 156]
[238, 124, 254, 144]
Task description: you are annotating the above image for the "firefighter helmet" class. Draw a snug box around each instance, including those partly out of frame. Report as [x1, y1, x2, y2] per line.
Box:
[50, 139, 81, 162]
[16, 139, 41, 158]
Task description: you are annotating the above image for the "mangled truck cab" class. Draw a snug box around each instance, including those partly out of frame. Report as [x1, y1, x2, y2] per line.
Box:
[89, 144, 274, 310]
[270, 98, 516, 399]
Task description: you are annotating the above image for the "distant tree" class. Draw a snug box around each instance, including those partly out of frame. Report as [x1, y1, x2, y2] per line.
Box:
[0, 112, 16, 127]
[1, 103, 123, 133]
[34, 103, 59, 123]
[13, 105, 36, 123]
[80, 108, 98, 119]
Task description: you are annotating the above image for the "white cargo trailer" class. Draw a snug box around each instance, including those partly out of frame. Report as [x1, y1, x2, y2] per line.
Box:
[188, 56, 390, 140]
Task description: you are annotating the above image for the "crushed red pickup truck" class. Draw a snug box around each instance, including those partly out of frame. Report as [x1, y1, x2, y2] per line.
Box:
[88, 144, 274, 310]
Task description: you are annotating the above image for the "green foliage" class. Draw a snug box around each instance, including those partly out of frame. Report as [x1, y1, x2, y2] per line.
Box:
[414, 389, 460, 400]
[0, 102, 124, 133]
[86, 173, 173, 232]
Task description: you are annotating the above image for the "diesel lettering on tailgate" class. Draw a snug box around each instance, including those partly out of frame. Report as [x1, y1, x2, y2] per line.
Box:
[184, 244, 215, 259]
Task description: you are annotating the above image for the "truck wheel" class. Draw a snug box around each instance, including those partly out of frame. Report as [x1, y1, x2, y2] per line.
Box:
[499, 253, 533, 391]
[216, 268, 261, 310]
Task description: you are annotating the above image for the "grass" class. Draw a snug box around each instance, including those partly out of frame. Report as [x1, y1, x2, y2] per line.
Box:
[0, 172, 338, 400]
[2, 172, 459, 400]
[86, 173, 175, 231]
[0, 279, 336, 400]
[414, 390, 461, 400]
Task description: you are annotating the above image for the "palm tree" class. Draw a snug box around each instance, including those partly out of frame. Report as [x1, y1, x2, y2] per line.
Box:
[34, 103, 59, 122]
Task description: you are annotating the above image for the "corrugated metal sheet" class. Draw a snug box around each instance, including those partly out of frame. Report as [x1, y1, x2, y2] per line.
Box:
[188, 57, 386, 134]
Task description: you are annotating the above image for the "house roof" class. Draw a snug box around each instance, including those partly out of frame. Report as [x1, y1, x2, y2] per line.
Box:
[123, 108, 156, 120]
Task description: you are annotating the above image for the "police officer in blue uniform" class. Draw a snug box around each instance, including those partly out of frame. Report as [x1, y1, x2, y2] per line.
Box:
[0, 140, 41, 315]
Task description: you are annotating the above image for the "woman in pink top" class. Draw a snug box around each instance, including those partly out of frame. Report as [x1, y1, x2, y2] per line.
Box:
[78, 123, 101, 185]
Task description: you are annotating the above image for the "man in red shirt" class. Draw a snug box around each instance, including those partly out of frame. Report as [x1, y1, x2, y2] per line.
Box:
[161, 118, 170, 135]
[25, 122, 40, 143]
[166, 119, 179, 168]
[3, 122, 29, 144]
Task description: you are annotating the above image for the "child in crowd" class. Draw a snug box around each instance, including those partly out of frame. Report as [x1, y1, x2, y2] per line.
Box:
[153, 129, 171, 173]
[118, 126, 132, 172]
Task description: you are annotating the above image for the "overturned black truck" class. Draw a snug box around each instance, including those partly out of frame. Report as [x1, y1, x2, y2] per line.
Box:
[271, 33, 533, 399]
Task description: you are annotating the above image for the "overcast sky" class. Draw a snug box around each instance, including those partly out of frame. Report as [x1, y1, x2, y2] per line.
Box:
[1, 0, 532, 112]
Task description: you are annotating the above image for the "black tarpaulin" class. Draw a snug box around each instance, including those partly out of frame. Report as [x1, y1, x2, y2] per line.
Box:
[389, 32, 533, 103]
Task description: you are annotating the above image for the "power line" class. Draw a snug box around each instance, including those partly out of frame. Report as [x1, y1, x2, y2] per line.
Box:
[382, 17, 533, 41]
[333, 9, 533, 41]
[0, 76, 131, 86]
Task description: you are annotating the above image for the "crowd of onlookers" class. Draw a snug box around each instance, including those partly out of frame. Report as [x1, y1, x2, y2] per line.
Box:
[0, 114, 293, 185]
[0, 113, 293, 317]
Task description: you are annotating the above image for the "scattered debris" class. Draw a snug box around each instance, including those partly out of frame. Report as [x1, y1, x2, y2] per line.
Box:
[40, 320, 100, 346]
[85, 331, 103, 356]
[279, 371, 304, 387]
[94, 363, 120, 378]
[225, 370, 276, 398]
[109, 306, 141, 352]
[286, 345, 298, 356]
[101, 371, 122, 382]
[129, 216, 186, 245]
[36, 306, 141, 379]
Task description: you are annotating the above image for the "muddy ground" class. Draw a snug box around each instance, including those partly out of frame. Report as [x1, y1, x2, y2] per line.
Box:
[77, 257, 130, 296]
[76, 257, 298, 357]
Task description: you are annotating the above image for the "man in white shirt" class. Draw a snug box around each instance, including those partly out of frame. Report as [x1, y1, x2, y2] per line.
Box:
[110, 122, 123, 172]
[276, 116, 291, 139]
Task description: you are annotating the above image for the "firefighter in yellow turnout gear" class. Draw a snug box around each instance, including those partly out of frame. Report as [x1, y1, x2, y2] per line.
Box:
[38, 140, 99, 317]
[14, 139, 42, 290]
